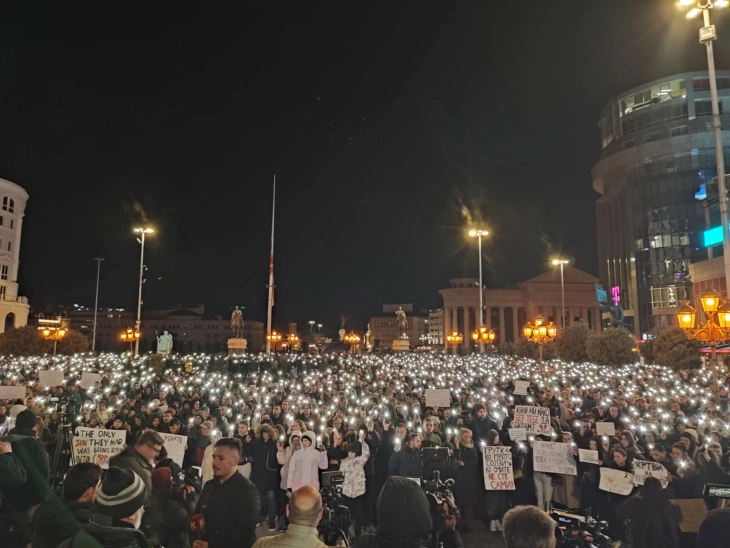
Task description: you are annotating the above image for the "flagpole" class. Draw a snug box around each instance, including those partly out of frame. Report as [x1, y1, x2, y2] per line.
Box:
[266, 175, 276, 354]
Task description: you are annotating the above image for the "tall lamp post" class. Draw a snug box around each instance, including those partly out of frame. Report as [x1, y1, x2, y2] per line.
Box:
[133, 227, 154, 356]
[308, 320, 315, 331]
[344, 331, 361, 354]
[120, 328, 141, 354]
[92, 257, 105, 352]
[41, 326, 66, 356]
[446, 331, 463, 354]
[677, 289, 730, 379]
[680, 0, 730, 286]
[523, 315, 557, 365]
[267, 330, 282, 353]
[468, 228, 490, 352]
[552, 259, 569, 329]
[471, 326, 496, 351]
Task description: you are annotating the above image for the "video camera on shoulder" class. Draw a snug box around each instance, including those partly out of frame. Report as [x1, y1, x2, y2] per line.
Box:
[420, 447, 449, 470]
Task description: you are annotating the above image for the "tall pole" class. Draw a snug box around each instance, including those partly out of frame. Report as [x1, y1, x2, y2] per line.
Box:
[477, 233, 484, 353]
[703, 7, 730, 291]
[92, 258, 104, 352]
[266, 176, 276, 354]
[560, 262, 565, 329]
[135, 232, 145, 356]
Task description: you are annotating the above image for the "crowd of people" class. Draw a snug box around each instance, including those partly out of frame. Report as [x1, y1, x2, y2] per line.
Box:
[1, 351, 730, 547]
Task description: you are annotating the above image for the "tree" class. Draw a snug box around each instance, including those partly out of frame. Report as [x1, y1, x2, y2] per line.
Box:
[586, 328, 637, 366]
[56, 330, 89, 355]
[514, 337, 557, 360]
[556, 323, 592, 362]
[652, 325, 701, 371]
[0, 326, 52, 355]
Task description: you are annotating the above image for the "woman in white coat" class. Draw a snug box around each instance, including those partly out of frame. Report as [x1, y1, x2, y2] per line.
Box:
[286, 430, 327, 492]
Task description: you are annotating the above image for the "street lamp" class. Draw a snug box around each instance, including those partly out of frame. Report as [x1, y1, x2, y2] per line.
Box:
[267, 330, 282, 352]
[308, 320, 315, 331]
[344, 331, 361, 354]
[523, 315, 557, 363]
[446, 331, 464, 354]
[552, 259, 569, 329]
[287, 333, 300, 352]
[41, 327, 66, 356]
[471, 326, 497, 350]
[468, 228, 490, 351]
[317, 323, 322, 333]
[679, 0, 730, 289]
[677, 289, 730, 378]
[133, 227, 154, 356]
[91, 258, 105, 353]
[120, 328, 141, 354]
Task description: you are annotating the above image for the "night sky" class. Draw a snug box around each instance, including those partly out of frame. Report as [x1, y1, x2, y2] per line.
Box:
[1, 1, 729, 330]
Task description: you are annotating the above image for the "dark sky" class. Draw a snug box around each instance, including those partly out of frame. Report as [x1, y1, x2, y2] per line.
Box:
[1, 1, 729, 331]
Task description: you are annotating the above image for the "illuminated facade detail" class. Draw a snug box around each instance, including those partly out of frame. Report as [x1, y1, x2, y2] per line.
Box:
[0, 178, 29, 332]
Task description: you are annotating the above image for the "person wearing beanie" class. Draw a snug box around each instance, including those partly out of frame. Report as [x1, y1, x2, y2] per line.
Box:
[66, 467, 148, 548]
[0, 408, 50, 546]
[468, 402, 498, 448]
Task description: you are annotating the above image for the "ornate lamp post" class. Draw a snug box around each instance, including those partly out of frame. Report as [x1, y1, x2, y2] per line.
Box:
[446, 331, 463, 354]
[120, 328, 141, 354]
[344, 331, 361, 354]
[287, 333, 300, 353]
[471, 325, 497, 351]
[678, 289, 730, 379]
[468, 228, 490, 352]
[267, 330, 282, 353]
[523, 315, 557, 363]
[41, 326, 66, 356]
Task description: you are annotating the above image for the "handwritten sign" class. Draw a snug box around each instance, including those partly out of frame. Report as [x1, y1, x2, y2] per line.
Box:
[72, 427, 126, 469]
[533, 441, 577, 475]
[425, 389, 451, 408]
[631, 460, 668, 487]
[596, 422, 616, 436]
[160, 433, 188, 467]
[0, 385, 26, 401]
[513, 405, 551, 434]
[508, 428, 527, 442]
[579, 449, 600, 464]
[80, 373, 102, 389]
[599, 468, 634, 495]
[39, 370, 64, 387]
[513, 380, 530, 396]
[482, 446, 514, 490]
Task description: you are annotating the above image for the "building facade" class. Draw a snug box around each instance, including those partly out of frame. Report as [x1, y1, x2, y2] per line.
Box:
[593, 71, 730, 336]
[369, 304, 428, 349]
[0, 178, 29, 332]
[439, 267, 602, 352]
[428, 309, 444, 345]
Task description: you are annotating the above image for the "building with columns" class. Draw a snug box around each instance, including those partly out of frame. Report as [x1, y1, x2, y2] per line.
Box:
[0, 178, 29, 332]
[439, 266, 603, 352]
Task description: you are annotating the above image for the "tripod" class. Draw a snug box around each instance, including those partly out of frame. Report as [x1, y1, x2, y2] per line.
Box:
[49, 416, 76, 492]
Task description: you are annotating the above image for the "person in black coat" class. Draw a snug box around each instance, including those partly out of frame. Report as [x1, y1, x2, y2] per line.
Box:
[249, 424, 279, 530]
[467, 403, 498, 447]
[453, 427, 479, 533]
[616, 477, 682, 548]
[388, 433, 423, 477]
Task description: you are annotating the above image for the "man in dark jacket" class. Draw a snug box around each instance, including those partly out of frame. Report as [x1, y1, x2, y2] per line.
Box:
[193, 438, 259, 548]
[250, 424, 279, 531]
[31, 462, 102, 548]
[0, 408, 50, 546]
[388, 433, 423, 477]
[468, 403, 498, 447]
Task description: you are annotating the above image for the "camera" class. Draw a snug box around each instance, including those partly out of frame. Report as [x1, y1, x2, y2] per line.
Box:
[704, 483, 730, 498]
[319, 474, 351, 546]
[322, 471, 345, 489]
[423, 470, 458, 548]
[551, 510, 612, 548]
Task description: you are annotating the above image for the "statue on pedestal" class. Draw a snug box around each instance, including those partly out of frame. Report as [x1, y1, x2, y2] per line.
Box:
[395, 307, 409, 339]
[156, 331, 173, 356]
[231, 306, 245, 338]
[339, 315, 346, 341]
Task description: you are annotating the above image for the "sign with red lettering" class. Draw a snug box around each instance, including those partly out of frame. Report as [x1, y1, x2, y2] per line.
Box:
[72, 427, 126, 469]
[482, 446, 515, 490]
[513, 405, 551, 434]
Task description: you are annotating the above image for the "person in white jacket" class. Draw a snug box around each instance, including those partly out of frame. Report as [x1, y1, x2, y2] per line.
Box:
[276, 431, 302, 532]
[338, 430, 370, 538]
[286, 430, 327, 492]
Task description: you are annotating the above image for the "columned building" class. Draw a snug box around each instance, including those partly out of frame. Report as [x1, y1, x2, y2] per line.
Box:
[439, 266, 602, 352]
[0, 178, 29, 332]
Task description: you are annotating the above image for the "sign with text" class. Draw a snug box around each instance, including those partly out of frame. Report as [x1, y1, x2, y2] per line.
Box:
[508, 428, 527, 442]
[513, 381, 530, 396]
[513, 405, 551, 434]
[482, 446, 515, 490]
[596, 422, 616, 436]
[160, 433, 188, 467]
[533, 441, 577, 475]
[578, 449, 600, 464]
[0, 385, 25, 401]
[80, 372, 102, 390]
[631, 460, 668, 488]
[72, 427, 126, 469]
[425, 389, 451, 408]
[599, 468, 634, 495]
[39, 370, 64, 387]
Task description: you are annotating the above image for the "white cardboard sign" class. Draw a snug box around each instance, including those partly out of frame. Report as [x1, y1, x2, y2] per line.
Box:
[533, 441, 577, 475]
[160, 433, 188, 467]
[0, 385, 26, 401]
[80, 372, 102, 389]
[72, 427, 126, 469]
[39, 370, 64, 387]
[513, 380, 530, 396]
[599, 467, 635, 495]
[425, 389, 451, 408]
[631, 459, 668, 488]
[482, 446, 515, 490]
[596, 422, 616, 436]
[508, 428, 527, 442]
[578, 449, 600, 464]
[513, 405, 551, 434]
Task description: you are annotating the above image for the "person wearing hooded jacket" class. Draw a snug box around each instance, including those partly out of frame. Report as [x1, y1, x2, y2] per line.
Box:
[251, 423, 280, 531]
[276, 431, 302, 532]
[286, 430, 328, 491]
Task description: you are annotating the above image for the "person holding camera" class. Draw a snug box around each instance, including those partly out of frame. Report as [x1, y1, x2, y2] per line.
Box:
[339, 429, 371, 539]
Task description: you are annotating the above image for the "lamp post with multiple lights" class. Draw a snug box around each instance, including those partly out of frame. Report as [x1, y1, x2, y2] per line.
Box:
[344, 331, 361, 354]
[677, 289, 730, 378]
[133, 227, 154, 356]
[267, 330, 282, 353]
[468, 228, 490, 352]
[41, 326, 66, 356]
[523, 315, 557, 364]
[120, 328, 141, 354]
[679, 0, 730, 287]
[471, 326, 496, 350]
[446, 331, 464, 354]
[552, 259, 569, 329]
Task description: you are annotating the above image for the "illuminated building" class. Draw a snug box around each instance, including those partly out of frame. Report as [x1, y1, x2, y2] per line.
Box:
[0, 178, 29, 332]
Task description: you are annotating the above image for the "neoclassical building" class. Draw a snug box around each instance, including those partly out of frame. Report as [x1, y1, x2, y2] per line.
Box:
[439, 266, 603, 351]
[0, 178, 29, 331]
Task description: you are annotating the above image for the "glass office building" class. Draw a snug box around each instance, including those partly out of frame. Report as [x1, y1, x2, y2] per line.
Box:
[593, 71, 730, 336]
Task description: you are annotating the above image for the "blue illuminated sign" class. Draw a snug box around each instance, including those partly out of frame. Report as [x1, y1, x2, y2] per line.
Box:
[704, 225, 728, 247]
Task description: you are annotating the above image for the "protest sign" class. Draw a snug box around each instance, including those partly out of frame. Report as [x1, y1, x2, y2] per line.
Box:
[482, 446, 515, 490]
[578, 449, 600, 464]
[533, 441, 577, 475]
[80, 372, 102, 389]
[513, 380, 529, 396]
[631, 460, 668, 487]
[160, 433, 188, 467]
[39, 370, 64, 387]
[72, 427, 126, 468]
[425, 389, 451, 408]
[508, 428, 527, 442]
[596, 422, 616, 436]
[513, 405, 551, 434]
[0, 385, 25, 400]
[599, 468, 634, 495]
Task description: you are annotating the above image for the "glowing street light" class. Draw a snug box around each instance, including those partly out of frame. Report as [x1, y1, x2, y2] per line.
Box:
[446, 331, 464, 354]
[344, 331, 361, 354]
[471, 325, 496, 349]
[677, 289, 730, 378]
[523, 315, 557, 363]
[267, 330, 282, 352]
[120, 328, 141, 353]
[41, 326, 66, 356]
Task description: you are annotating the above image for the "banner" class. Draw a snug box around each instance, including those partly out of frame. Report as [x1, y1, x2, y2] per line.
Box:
[39, 370, 65, 387]
[72, 427, 126, 468]
[599, 468, 634, 495]
[0, 385, 25, 400]
[425, 389, 451, 408]
[513, 380, 530, 396]
[80, 373, 102, 389]
[513, 405, 551, 434]
[160, 433, 188, 467]
[596, 422, 616, 436]
[578, 449, 600, 464]
[508, 428, 527, 442]
[631, 459, 668, 487]
[533, 441, 577, 475]
[482, 446, 515, 490]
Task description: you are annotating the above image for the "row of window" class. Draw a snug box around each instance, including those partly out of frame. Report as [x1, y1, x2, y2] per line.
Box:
[650, 285, 691, 309]
[693, 77, 730, 92]
[621, 102, 689, 134]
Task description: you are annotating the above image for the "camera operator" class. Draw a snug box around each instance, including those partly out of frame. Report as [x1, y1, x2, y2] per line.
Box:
[615, 476, 681, 548]
[501, 505, 557, 548]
